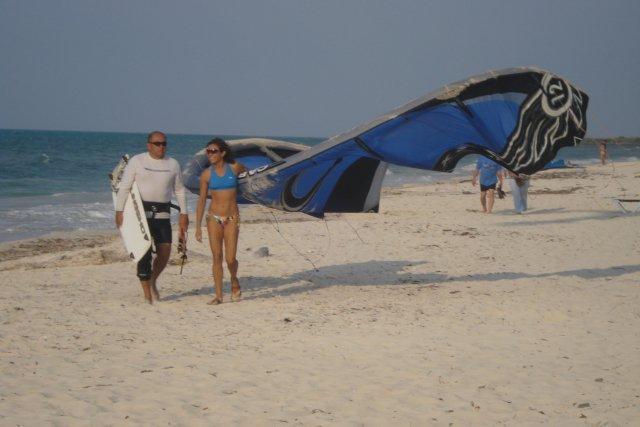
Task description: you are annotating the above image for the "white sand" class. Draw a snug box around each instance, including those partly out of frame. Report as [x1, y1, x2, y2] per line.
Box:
[1, 162, 639, 425]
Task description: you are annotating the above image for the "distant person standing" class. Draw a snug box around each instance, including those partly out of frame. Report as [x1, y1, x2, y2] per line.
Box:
[115, 131, 189, 304]
[599, 140, 608, 165]
[472, 157, 503, 214]
[505, 170, 530, 214]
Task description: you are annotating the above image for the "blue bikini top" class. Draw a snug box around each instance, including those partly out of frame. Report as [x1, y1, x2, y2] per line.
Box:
[208, 163, 238, 190]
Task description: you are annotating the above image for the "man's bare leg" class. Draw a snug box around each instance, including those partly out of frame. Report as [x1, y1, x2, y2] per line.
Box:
[486, 189, 495, 213]
[149, 243, 172, 301]
[480, 191, 487, 213]
[140, 280, 153, 304]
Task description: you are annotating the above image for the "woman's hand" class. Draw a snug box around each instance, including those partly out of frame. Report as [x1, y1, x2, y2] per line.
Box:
[195, 227, 202, 243]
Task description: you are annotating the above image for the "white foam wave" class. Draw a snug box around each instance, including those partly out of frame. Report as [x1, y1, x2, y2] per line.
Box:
[0, 193, 196, 243]
[459, 163, 476, 172]
[87, 210, 108, 219]
[0, 200, 115, 242]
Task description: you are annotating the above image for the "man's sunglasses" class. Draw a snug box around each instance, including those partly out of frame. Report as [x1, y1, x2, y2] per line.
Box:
[149, 141, 167, 147]
[206, 148, 221, 155]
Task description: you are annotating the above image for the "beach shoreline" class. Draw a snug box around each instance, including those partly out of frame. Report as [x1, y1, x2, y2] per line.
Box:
[1, 162, 639, 424]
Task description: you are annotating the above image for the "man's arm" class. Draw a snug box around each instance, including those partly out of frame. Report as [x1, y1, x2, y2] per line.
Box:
[114, 158, 137, 228]
[471, 168, 479, 186]
[173, 162, 189, 237]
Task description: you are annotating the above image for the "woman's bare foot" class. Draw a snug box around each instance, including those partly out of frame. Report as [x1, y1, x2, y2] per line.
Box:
[231, 278, 242, 302]
[207, 298, 222, 305]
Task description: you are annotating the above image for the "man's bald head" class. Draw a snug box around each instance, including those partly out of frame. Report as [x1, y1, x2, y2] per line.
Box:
[146, 131, 167, 159]
[147, 131, 166, 143]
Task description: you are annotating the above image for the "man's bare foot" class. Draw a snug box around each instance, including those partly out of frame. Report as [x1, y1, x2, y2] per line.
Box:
[207, 298, 222, 305]
[231, 278, 242, 302]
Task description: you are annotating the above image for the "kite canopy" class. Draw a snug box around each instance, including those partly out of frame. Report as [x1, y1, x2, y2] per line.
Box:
[238, 67, 588, 217]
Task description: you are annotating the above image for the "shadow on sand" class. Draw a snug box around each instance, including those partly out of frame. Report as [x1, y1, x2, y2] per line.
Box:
[498, 209, 638, 226]
[163, 260, 640, 302]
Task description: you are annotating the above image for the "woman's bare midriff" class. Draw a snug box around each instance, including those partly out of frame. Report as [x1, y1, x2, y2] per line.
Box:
[207, 189, 239, 217]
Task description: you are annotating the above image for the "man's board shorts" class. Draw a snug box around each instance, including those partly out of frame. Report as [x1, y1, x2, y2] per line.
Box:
[136, 218, 172, 280]
[480, 183, 496, 192]
[148, 218, 172, 244]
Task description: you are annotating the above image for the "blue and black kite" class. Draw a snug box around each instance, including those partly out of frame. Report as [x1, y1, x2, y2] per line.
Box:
[235, 67, 588, 217]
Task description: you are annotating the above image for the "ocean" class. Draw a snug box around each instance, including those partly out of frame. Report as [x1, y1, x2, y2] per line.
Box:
[1, 129, 638, 243]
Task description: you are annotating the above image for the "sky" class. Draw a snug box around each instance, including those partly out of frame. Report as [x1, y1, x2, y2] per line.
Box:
[1, 0, 639, 138]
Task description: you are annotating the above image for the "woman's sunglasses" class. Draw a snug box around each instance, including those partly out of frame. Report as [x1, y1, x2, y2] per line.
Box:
[206, 148, 221, 155]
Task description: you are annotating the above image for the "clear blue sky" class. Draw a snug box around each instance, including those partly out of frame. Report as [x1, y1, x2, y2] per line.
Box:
[1, 0, 638, 138]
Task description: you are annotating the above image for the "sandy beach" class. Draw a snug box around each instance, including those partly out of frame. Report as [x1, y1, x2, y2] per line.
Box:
[1, 162, 638, 425]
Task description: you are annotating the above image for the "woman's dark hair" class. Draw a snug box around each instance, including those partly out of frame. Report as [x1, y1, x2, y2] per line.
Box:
[206, 137, 233, 163]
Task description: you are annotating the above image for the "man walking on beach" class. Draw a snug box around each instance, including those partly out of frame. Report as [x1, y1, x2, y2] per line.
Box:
[115, 131, 189, 304]
[472, 156, 503, 214]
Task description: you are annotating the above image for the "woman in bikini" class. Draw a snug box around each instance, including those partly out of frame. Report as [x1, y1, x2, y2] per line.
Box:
[195, 138, 247, 305]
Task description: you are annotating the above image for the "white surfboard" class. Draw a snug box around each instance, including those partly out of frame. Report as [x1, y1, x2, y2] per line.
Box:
[110, 155, 152, 262]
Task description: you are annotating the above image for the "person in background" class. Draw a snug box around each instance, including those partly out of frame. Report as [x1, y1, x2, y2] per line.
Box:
[599, 140, 608, 165]
[505, 170, 530, 214]
[472, 157, 503, 214]
[115, 131, 189, 304]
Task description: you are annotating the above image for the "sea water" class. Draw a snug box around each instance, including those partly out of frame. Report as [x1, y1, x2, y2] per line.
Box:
[1, 129, 638, 243]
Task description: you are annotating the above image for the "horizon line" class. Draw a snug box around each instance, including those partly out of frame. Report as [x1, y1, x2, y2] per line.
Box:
[0, 127, 327, 141]
[2, 127, 638, 141]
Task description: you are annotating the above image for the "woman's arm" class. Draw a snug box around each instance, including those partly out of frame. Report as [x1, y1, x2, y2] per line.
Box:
[195, 168, 210, 242]
[232, 161, 247, 175]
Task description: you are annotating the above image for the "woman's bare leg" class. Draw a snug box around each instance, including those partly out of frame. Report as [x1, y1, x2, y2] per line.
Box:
[207, 221, 225, 304]
[223, 221, 241, 300]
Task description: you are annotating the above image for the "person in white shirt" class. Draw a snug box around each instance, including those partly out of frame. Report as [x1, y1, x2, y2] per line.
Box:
[504, 169, 531, 214]
[115, 131, 189, 303]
